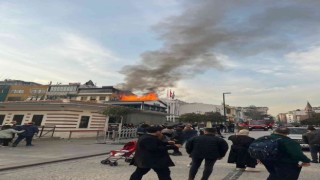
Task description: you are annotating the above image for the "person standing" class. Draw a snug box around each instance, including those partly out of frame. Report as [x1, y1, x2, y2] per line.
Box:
[0, 125, 25, 146]
[227, 129, 257, 171]
[130, 126, 179, 180]
[303, 125, 320, 163]
[186, 128, 229, 180]
[259, 127, 311, 180]
[12, 122, 39, 147]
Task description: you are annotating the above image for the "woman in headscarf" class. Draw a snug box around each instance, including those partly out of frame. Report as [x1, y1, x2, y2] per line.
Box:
[227, 129, 257, 171]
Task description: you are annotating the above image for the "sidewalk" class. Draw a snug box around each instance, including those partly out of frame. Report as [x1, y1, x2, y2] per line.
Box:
[0, 137, 132, 171]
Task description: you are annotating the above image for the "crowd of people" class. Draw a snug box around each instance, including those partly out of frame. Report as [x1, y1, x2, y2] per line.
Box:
[0, 121, 39, 147]
[130, 123, 318, 180]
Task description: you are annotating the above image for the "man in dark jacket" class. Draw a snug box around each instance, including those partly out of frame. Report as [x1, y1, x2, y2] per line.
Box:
[12, 122, 39, 147]
[186, 128, 229, 180]
[170, 125, 184, 156]
[130, 126, 180, 180]
[261, 127, 311, 180]
[302, 125, 320, 163]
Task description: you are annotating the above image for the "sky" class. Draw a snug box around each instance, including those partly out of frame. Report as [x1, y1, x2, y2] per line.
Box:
[0, 0, 320, 116]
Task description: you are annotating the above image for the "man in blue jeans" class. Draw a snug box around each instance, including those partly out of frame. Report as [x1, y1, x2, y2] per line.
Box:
[13, 122, 39, 147]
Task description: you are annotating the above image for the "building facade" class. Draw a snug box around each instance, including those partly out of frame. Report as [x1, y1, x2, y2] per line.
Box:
[0, 100, 168, 138]
[6, 85, 49, 101]
[76, 86, 120, 102]
[277, 113, 287, 124]
[0, 101, 107, 138]
[46, 84, 80, 100]
[0, 85, 10, 102]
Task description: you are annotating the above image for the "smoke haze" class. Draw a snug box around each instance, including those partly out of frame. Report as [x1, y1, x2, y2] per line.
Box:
[119, 0, 320, 92]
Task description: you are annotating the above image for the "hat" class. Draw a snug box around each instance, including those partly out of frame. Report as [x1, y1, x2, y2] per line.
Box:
[238, 129, 249, 136]
[146, 126, 162, 133]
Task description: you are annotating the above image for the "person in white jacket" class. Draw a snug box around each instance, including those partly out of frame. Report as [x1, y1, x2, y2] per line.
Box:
[0, 125, 25, 146]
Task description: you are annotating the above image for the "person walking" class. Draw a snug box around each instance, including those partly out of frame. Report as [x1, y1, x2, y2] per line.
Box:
[227, 129, 257, 171]
[303, 125, 320, 163]
[162, 126, 175, 139]
[130, 126, 180, 180]
[170, 125, 184, 156]
[183, 124, 198, 142]
[0, 124, 25, 146]
[256, 127, 311, 180]
[186, 128, 229, 180]
[137, 123, 149, 137]
[12, 122, 39, 147]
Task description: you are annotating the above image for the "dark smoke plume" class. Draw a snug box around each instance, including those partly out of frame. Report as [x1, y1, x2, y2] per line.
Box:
[119, 0, 320, 91]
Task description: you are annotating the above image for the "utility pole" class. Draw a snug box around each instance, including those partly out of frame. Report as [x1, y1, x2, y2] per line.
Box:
[223, 92, 231, 122]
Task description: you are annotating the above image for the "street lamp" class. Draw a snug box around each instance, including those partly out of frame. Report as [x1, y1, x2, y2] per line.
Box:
[223, 92, 231, 122]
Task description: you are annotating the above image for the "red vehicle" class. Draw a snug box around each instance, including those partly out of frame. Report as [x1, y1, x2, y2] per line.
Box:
[248, 120, 272, 131]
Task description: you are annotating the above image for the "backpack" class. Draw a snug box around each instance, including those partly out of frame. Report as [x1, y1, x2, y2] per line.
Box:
[248, 136, 281, 160]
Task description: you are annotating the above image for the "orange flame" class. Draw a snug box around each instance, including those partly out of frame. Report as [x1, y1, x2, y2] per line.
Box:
[120, 92, 159, 101]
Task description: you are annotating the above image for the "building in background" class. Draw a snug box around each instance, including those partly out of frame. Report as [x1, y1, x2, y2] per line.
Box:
[0, 85, 10, 102]
[277, 113, 287, 124]
[179, 103, 223, 115]
[76, 86, 121, 102]
[286, 111, 296, 124]
[46, 83, 81, 100]
[161, 99, 185, 122]
[6, 85, 49, 101]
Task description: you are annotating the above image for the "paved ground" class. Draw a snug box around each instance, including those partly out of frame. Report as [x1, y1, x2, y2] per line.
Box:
[0, 137, 123, 170]
[0, 131, 319, 180]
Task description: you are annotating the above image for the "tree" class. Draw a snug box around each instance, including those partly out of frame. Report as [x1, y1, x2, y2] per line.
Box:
[244, 106, 264, 120]
[179, 113, 204, 123]
[102, 105, 137, 123]
[179, 112, 224, 124]
[205, 112, 225, 123]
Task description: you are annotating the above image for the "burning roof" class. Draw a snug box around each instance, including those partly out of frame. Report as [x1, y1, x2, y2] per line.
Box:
[119, 92, 158, 101]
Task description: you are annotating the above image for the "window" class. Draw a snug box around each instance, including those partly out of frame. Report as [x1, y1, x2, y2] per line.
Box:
[13, 115, 24, 125]
[11, 89, 24, 94]
[79, 116, 90, 128]
[32, 115, 44, 126]
[99, 96, 106, 101]
[0, 115, 5, 125]
[81, 96, 87, 101]
[31, 89, 46, 94]
[90, 96, 96, 101]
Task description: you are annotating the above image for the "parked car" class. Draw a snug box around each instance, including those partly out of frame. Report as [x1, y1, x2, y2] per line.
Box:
[287, 127, 309, 149]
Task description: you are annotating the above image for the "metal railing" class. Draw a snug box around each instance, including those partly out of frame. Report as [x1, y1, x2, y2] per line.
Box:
[105, 127, 137, 142]
[38, 125, 56, 138]
[67, 130, 104, 140]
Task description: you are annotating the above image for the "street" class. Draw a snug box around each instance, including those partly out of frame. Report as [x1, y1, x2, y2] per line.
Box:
[0, 130, 318, 180]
